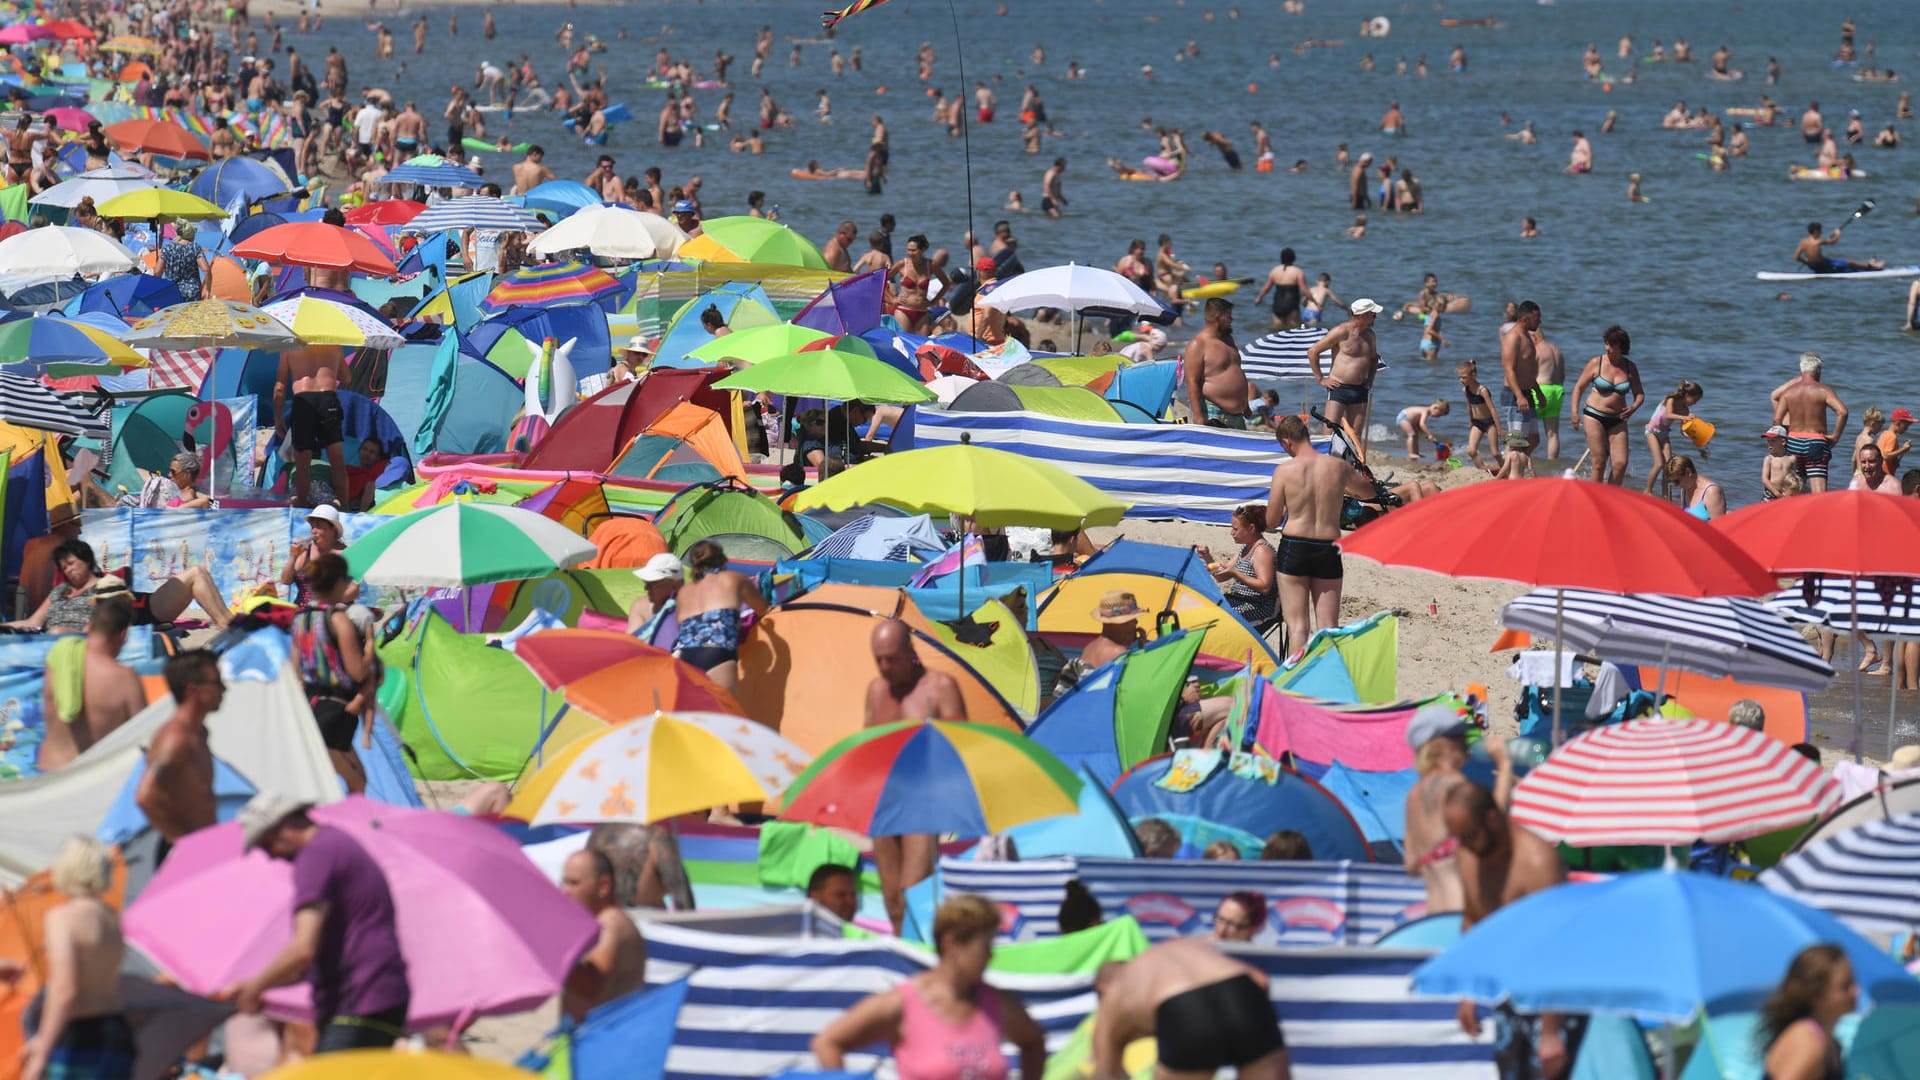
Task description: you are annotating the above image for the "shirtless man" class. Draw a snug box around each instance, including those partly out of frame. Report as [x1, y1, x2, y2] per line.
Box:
[1255, 248, 1307, 330]
[1532, 323, 1566, 459]
[1380, 99, 1405, 134]
[389, 101, 427, 157]
[21, 837, 126, 1080]
[1770, 352, 1850, 492]
[1266, 415, 1378, 658]
[1305, 298, 1383, 442]
[1500, 300, 1545, 454]
[559, 848, 647, 1022]
[1446, 783, 1576, 1078]
[511, 145, 555, 196]
[1092, 938, 1291, 1080]
[1040, 157, 1068, 218]
[275, 344, 350, 507]
[865, 619, 965, 933]
[1183, 298, 1252, 427]
[36, 597, 147, 773]
[1800, 101, 1825, 143]
[136, 651, 224, 853]
[1564, 130, 1592, 174]
[821, 219, 857, 273]
[1348, 152, 1373, 208]
[1794, 221, 1884, 274]
[1401, 705, 1513, 916]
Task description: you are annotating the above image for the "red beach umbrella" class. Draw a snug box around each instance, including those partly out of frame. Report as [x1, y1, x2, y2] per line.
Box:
[344, 199, 427, 226]
[104, 118, 208, 160]
[230, 221, 398, 275]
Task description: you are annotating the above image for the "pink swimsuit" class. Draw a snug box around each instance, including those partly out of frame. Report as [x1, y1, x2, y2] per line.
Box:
[893, 978, 1009, 1080]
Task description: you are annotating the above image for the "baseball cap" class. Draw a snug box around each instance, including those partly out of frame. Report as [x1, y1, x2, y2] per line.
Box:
[672, 199, 696, 214]
[1764, 424, 1789, 438]
[1405, 703, 1469, 749]
[239, 793, 313, 851]
[1892, 408, 1915, 424]
[635, 552, 684, 583]
[305, 504, 343, 530]
[1351, 298, 1384, 315]
[975, 255, 996, 272]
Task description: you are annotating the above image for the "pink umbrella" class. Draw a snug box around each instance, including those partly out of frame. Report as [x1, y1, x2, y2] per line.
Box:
[42, 106, 98, 131]
[122, 797, 598, 1029]
[0, 24, 54, 44]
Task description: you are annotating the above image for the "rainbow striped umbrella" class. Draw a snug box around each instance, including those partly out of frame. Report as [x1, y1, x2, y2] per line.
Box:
[780, 720, 1083, 837]
[479, 260, 624, 314]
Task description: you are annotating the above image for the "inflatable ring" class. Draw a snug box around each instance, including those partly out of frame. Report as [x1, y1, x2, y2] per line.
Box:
[1370, 15, 1391, 36]
[1143, 155, 1179, 176]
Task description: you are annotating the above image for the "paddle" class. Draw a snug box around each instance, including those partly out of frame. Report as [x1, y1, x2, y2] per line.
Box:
[1833, 198, 1876, 237]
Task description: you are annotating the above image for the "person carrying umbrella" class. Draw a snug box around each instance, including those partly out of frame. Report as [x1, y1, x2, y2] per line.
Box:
[220, 792, 411, 1053]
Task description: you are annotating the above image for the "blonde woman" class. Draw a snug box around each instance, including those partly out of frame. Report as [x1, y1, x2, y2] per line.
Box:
[21, 837, 131, 1080]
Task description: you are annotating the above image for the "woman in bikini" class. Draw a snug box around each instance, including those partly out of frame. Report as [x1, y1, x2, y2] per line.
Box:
[888, 233, 945, 335]
[670, 540, 769, 691]
[1665, 455, 1725, 520]
[1570, 324, 1646, 485]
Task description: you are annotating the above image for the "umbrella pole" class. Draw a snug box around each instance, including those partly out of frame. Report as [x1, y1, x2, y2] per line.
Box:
[1654, 641, 1671, 703]
[1889, 634, 1900, 762]
[1550, 589, 1566, 747]
[1852, 579, 1864, 763]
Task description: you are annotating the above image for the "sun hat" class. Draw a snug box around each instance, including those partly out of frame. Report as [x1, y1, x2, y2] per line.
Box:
[1406, 702, 1469, 749]
[1351, 298, 1384, 315]
[1504, 432, 1531, 449]
[1890, 744, 1920, 770]
[635, 552, 684, 583]
[89, 574, 132, 602]
[1092, 589, 1147, 624]
[239, 793, 314, 851]
[627, 334, 657, 354]
[306, 504, 343, 530]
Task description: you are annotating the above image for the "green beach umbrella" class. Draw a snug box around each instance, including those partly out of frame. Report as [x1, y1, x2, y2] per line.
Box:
[711, 348, 936, 404]
[685, 323, 833, 366]
[683, 216, 830, 269]
[345, 503, 597, 587]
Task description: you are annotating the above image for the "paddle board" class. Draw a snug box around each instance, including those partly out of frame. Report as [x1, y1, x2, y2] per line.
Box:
[1755, 266, 1920, 281]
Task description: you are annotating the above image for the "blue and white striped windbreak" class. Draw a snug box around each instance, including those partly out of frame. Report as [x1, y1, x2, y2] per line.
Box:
[1761, 813, 1920, 939]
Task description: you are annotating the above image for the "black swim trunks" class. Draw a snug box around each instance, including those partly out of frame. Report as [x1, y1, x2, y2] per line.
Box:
[1279, 535, 1343, 580]
[290, 390, 345, 453]
[1154, 974, 1286, 1073]
[1326, 381, 1370, 405]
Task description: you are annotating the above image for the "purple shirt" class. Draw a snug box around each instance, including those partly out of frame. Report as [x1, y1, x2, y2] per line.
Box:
[291, 825, 409, 1024]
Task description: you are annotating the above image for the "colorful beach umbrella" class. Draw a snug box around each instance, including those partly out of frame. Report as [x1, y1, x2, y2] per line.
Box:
[258, 1050, 539, 1080]
[0, 315, 147, 376]
[685, 323, 832, 366]
[529, 205, 684, 260]
[0, 24, 53, 44]
[346, 502, 597, 587]
[506, 710, 811, 826]
[512, 629, 744, 721]
[0, 225, 136, 277]
[711, 347, 936, 404]
[398, 195, 544, 234]
[480, 260, 623, 314]
[781, 720, 1083, 837]
[122, 797, 598, 1030]
[95, 188, 228, 221]
[792, 442, 1129, 529]
[101, 34, 162, 55]
[260, 295, 404, 350]
[1508, 718, 1841, 847]
[680, 216, 829, 269]
[125, 300, 301, 351]
[104, 118, 210, 161]
[230, 221, 399, 274]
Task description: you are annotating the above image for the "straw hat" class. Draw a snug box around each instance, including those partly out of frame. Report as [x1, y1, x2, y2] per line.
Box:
[1890, 745, 1920, 771]
[1092, 590, 1146, 624]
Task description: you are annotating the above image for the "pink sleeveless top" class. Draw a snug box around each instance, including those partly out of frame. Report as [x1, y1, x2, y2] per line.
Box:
[894, 977, 1009, 1080]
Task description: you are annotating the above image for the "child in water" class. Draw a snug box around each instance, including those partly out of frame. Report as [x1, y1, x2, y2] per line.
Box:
[1396, 399, 1451, 459]
[1628, 173, 1649, 202]
[1349, 213, 1368, 239]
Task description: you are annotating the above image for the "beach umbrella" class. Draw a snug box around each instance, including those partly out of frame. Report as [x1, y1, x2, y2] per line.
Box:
[529, 205, 683, 260]
[378, 162, 485, 189]
[1761, 812, 1920, 939]
[0, 372, 110, 437]
[95, 188, 228, 221]
[29, 166, 159, 210]
[979, 263, 1162, 317]
[188, 157, 296, 208]
[398, 195, 545, 235]
[780, 720, 1083, 837]
[1240, 325, 1366, 384]
[511, 629, 744, 721]
[0, 226, 137, 277]
[230, 221, 398, 275]
[41, 20, 97, 41]
[101, 34, 162, 55]
[41, 106, 98, 131]
[1411, 870, 1920, 1022]
[519, 180, 603, 216]
[711, 347, 936, 404]
[479, 260, 623, 314]
[1344, 478, 1778, 744]
[122, 797, 598, 1031]
[686, 323, 833, 367]
[793, 442, 1129, 529]
[506, 710, 811, 826]
[345, 502, 597, 587]
[680, 216, 829, 269]
[0, 24, 53, 44]
[1718, 490, 1920, 761]
[125, 299, 301, 351]
[104, 118, 210, 161]
[1500, 589, 1835, 694]
[0, 314, 148, 376]
[343, 200, 426, 226]
[1509, 718, 1840, 847]
[260, 295, 405, 350]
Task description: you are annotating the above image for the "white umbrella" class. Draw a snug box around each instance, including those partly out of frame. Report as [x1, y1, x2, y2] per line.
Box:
[530, 205, 685, 260]
[978, 263, 1163, 317]
[0, 226, 136, 277]
[29, 166, 160, 210]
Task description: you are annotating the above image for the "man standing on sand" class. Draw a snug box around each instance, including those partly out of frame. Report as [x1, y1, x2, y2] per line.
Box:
[136, 651, 223, 857]
[1401, 705, 1513, 917]
[865, 619, 966, 935]
[1446, 783, 1579, 1078]
[1501, 300, 1545, 453]
[511, 145, 554, 195]
[559, 848, 647, 1022]
[1267, 416, 1379, 660]
[36, 596, 147, 773]
[275, 342, 350, 508]
[1183, 298, 1252, 427]
[1092, 938, 1292, 1080]
[1770, 352, 1849, 492]
[1306, 298, 1384, 442]
[1532, 322, 1565, 459]
[1255, 247, 1307, 330]
[1041, 157, 1068, 218]
[821, 219, 857, 272]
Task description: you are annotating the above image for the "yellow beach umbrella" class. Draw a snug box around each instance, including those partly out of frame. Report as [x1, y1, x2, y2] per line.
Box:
[261, 1050, 538, 1080]
[95, 189, 228, 221]
[259, 295, 405, 349]
[792, 441, 1130, 529]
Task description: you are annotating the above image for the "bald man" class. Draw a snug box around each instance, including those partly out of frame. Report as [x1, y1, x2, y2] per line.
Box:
[864, 619, 966, 932]
[559, 848, 648, 1021]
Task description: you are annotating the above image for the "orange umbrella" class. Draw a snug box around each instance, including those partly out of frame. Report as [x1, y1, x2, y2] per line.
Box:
[104, 118, 208, 160]
[514, 629, 743, 722]
[115, 60, 153, 83]
[231, 221, 398, 274]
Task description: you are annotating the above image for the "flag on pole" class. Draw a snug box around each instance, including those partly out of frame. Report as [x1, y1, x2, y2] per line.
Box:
[908, 533, 985, 587]
[822, 0, 895, 29]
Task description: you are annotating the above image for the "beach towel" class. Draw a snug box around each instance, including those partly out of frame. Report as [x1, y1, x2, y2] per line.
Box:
[46, 635, 86, 724]
[757, 821, 859, 889]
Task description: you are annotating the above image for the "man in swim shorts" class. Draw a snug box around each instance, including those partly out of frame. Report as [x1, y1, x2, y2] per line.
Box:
[1183, 298, 1253, 427]
[1306, 299, 1383, 442]
[1793, 221, 1886, 274]
[1770, 351, 1849, 492]
[1267, 415, 1378, 660]
[1092, 938, 1290, 1079]
[1499, 300, 1545, 452]
[1532, 323, 1566, 459]
[275, 344, 349, 507]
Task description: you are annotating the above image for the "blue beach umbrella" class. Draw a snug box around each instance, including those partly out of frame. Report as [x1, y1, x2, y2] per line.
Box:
[67, 273, 183, 319]
[520, 179, 601, 216]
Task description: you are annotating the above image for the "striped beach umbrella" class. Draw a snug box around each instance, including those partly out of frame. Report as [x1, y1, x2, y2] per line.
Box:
[1509, 718, 1842, 846]
[345, 503, 597, 587]
[397, 195, 544, 235]
[1761, 813, 1920, 938]
[1238, 325, 1389, 385]
[1765, 577, 1920, 638]
[0, 373, 109, 437]
[0, 315, 148, 377]
[260, 295, 404, 350]
[479, 260, 623, 314]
